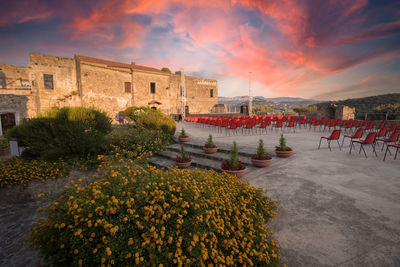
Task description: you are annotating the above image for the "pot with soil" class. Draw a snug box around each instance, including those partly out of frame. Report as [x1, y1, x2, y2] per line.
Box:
[251, 139, 272, 167]
[221, 141, 246, 178]
[275, 134, 293, 158]
[204, 134, 218, 154]
[178, 127, 189, 142]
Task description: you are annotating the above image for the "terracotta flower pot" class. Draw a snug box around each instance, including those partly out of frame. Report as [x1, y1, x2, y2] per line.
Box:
[204, 146, 218, 154]
[251, 158, 272, 168]
[275, 150, 293, 158]
[179, 136, 189, 142]
[221, 167, 246, 178]
[176, 160, 192, 169]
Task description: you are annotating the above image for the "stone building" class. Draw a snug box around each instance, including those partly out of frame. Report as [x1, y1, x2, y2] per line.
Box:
[316, 104, 355, 120]
[0, 53, 218, 135]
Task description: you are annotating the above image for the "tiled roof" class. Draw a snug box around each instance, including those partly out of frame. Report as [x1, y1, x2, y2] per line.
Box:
[75, 55, 167, 74]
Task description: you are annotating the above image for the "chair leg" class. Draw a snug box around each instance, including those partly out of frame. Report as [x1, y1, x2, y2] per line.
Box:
[328, 140, 331, 151]
[361, 145, 367, 158]
[383, 146, 390, 161]
[318, 138, 322, 149]
[372, 144, 377, 157]
[395, 148, 399, 160]
[349, 141, 354, 154]
[337, 140, 341, 150]
[341, 136, 346, 148]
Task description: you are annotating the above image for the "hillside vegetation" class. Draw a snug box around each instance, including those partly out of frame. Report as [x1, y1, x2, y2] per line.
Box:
[315, 93, 400, 113]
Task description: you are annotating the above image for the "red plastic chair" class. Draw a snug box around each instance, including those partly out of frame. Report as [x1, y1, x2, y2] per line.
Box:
[341, 128, 364, 147]
[376, 131, 400, 151]
[318, 129, 341, 151]
[376, 128, 388, 139]
[273, 120, 283, 132]
[286, 120, 296, 133]
[383, 143, 400, 161]
[350, 132, 377, 158]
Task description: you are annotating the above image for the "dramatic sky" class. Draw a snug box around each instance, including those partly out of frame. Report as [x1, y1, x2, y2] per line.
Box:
[1, 0, 399, 100]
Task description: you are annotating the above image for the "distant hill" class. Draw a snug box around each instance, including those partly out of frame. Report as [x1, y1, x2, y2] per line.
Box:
[218, 96, 317, 112]
[315, 93, 400, 113]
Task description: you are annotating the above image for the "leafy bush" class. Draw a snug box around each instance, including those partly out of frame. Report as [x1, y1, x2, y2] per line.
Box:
[131, 108, 176, 136]
[30, 163, 281, 266]
[0, 158, 70, 187]
[176, 144, 191, 163]
[6, 107, 112, 160]
[124, 106, 151, 122]
[161, 67, 172, 74]
[180, 127, 187, 137]
[0, 137, 8, 150]
[276, 134, 292, 151]
[205, 134, 215, 148]
[106, 126, 171, 159]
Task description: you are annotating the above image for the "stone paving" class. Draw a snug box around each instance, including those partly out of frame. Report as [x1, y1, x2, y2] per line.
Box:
[166, 121, 400, 266]
[0, 170, 96, 267]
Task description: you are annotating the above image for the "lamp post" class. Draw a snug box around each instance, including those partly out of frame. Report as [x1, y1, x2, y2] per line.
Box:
[180, 68, 186, 121]
[248, 71, 252, 116]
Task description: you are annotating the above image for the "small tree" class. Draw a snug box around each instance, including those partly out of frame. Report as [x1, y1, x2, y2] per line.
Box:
[229, 141, 239, 168]
[161, 67, 172, 74]
[257, 139, 266, 158]
[180, 144, 186, 159]
[180, 127, 187, 137]
[279, 134, 286, 150]
[207, 134, 214, 147]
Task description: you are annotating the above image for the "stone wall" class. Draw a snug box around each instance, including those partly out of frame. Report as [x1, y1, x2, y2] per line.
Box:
[0, 53, 219, 122]
[29, 53, 78, 114]
[80, 62, 132, 119]
[335, 105, 355, 120]
[185, 76, 218, 114]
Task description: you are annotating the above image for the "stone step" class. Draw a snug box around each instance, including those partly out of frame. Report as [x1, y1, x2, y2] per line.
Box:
[147, 155, 202, 171]
[173, 138, 254, 157]
[167, 143, 254, 166]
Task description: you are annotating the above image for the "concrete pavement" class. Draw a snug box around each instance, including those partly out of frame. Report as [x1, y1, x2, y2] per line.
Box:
[175, 121, 400, 266]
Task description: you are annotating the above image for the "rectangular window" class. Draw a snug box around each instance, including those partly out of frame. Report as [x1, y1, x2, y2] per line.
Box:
[125, 82, 131, 93]
[150, 82, 156, 94]
[43, 74, 53, 89]
[21, 81, 30, 87]
[210, 89, 214, 98]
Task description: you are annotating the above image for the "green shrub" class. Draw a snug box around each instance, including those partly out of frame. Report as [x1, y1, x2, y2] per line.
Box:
[257, 139, 266, 158]
[161, 67, 172, 74]
[30, 163, 281, 266]
[279, 134, 286, 150]
[106, 126, 171, 159]
[0, 137, 8, 150]
[229, 141, 239, 168]
[124, 106, 151, 122]
[136, 110, 176, 136]
[7, 107, 112, 160]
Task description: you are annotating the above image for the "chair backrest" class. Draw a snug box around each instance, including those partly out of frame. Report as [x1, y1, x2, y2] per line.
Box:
[388, 131, 400, 142]
[329, 129, 341, 140]
[363, 132, 377, 144]
[377, 128, 387, 137]
[352, 128, 364, 138]
[288, 120, 295, 127]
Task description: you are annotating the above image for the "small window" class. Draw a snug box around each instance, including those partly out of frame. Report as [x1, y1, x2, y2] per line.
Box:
[125, 82, 131, 93]
[150, 82, 156, 94]
[210, 89, 214, 98]
[21, 81, 30, 87]
[43, 74, 53, 89]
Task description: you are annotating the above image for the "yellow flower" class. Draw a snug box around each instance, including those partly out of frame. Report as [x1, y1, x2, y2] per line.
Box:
[106, 247, 112, 256]
[74, 249, 79, 254]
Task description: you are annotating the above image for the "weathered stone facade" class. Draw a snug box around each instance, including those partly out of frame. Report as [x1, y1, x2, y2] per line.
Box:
[316, 104, 355, 120]
[0, 53, 218, 134]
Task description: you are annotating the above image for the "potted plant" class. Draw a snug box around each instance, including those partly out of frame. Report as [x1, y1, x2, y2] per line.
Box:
[204, 134, 218, 154]
[221, 141, 246, 178]
[175, 144, 192, 168]
[251, 139, 272, 167]
[178, 127, 189, 142]
[275, 134, 293, 158]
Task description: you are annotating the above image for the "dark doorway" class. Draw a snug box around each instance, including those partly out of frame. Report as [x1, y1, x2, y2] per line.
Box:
[1, 113, 16, 134]
[151, 107, 157, 110]
[185, 106, 189, 115]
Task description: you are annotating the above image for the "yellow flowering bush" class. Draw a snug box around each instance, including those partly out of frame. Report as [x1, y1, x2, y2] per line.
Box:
[0, 158, 70, 187]
[30, 162, 281, 266]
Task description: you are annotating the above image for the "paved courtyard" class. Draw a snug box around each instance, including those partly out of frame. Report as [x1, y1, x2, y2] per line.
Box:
[176, 121, 400, 266]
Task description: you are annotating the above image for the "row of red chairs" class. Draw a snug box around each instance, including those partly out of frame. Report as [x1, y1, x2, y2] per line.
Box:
[318, 129, 400, 160]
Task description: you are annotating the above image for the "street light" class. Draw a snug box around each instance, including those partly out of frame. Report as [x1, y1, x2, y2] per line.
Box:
[248, 71, 252, 116]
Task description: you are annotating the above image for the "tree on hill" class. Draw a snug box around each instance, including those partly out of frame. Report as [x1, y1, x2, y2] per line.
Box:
[253, 105, 281, 115]
[293, 106, 317, 115]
